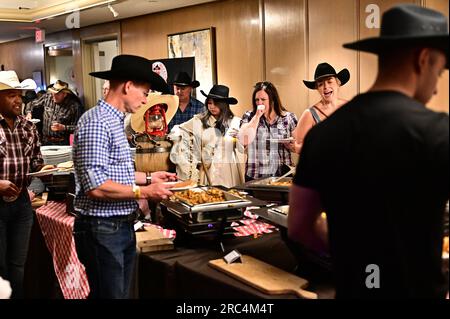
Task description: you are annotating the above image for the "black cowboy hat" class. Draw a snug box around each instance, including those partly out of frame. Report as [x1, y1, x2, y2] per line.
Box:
[201, 84, 238, 105]
[171, 72, 200, 88]
[89, 55, 170, 93]
[303, 63, 350, 90]
[343, 4, 449, 68]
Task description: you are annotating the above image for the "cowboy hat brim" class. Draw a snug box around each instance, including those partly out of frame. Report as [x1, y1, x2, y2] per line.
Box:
[0, 79, 37, 91]
[172, 80, 200, 88]
[90, 69, 170, 94]
[200, 90, 238, 105]
[303, 69, 350, 90]
[343, 35, 449, 68]
[47, 87, 74, 95]
[130, 93, 179, 133]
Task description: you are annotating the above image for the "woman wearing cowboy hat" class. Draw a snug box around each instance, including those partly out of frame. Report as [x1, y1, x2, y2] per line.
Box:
[169, 84, 245, 187]
[293, 63, 350, 155]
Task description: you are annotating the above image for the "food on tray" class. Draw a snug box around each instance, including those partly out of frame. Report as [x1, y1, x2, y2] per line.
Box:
[40, 164, 56, 171]
[57, 161, 73, 169]
[268, 179, 292, 187]
[173, 187, 226, 205]
[172, 180, 197, 188]
[228, 189, 247, 199]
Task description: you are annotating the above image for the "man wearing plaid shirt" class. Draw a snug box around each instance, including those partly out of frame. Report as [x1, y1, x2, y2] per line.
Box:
[73, 55, 176, 299]
[167, 72, 205, 132]
[0, 71, 44, 298]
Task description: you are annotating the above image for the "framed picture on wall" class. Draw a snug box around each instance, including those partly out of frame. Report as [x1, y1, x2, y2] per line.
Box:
[168, 27, 217, 98]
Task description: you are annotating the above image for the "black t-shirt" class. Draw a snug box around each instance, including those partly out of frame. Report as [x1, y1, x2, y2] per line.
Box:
[294, 91, 449, 298]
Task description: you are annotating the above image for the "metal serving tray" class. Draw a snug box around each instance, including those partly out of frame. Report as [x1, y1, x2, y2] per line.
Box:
[242, 177, 293, 192]
[163, 186, 252, 213]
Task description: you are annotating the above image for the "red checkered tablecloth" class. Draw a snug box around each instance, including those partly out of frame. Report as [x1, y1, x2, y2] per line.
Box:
[35, 201, 90, 299]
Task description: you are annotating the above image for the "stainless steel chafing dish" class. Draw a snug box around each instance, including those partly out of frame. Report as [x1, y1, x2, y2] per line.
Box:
[163, 186, 253, 213]
[243, 176, 293, 192]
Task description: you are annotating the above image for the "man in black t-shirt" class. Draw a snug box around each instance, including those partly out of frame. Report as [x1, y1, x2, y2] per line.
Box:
[288, 4, 449, 298]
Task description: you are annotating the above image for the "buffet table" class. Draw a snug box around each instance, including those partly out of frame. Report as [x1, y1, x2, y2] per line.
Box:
[26, 202, 335, 299]
[138, 232, 335, 299]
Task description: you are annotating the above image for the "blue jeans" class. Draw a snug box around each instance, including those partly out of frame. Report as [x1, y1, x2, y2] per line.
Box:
[0, 192, 33, 299]
[73, 215, 136, 299]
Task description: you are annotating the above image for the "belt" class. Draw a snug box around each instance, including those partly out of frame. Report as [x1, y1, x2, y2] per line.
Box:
[75, 210, 139, 222]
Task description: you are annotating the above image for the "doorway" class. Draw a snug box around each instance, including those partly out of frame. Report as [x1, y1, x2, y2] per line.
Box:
[45, 43, 76, 94]
[82, 38, 118, 108]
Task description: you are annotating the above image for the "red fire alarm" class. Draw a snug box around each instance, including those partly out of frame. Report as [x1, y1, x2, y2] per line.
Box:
[35, 29, 45, 43]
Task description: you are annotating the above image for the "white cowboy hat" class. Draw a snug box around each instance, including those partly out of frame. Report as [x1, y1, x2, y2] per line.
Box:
[130, 92, 179, 133]
[0, 71, 37, 91]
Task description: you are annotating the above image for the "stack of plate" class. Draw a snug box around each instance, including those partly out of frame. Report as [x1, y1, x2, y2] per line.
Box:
[40, 145, 72, 165]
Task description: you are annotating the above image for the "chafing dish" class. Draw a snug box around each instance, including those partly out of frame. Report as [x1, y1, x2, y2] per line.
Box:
[251, 205, 289, 228]
[163, 186, 253, 213]
[243, 177, 293, 191]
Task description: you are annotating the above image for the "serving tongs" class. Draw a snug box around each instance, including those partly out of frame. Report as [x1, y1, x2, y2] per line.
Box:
[272, 165, 296, 183]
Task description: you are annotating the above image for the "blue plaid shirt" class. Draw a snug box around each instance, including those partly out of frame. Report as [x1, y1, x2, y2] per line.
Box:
[168, 97, 205, 132]
[73, 100, 137, 217]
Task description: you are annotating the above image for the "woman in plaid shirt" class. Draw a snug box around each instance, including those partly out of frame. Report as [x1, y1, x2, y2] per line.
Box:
[238, 82, 298, 181]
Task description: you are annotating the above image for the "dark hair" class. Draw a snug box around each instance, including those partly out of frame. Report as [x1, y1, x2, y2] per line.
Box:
[200, 98, 234, 135]
[252, 81, 286, 116]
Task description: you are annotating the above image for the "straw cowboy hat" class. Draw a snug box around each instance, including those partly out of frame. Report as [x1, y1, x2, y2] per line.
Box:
[0, 71, 37, 91]
[303, 63, 350, 90]
[90, 54, 170, 93]
[171, 72, 200, 88]
[130, 92, 179, 133]
[200, 84, 238, 105]
[47, 80, 74, 95]
[343, 4, 449, 68]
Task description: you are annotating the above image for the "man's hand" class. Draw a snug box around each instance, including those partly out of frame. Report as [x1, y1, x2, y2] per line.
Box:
[50, 122, 65, 132]
[0, 180, 20, 197]
[141, 182, 174, 201]
[151, 171, 177, 183]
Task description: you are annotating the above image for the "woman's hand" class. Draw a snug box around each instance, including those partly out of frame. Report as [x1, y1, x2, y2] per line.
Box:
[283, 140, 296, 153]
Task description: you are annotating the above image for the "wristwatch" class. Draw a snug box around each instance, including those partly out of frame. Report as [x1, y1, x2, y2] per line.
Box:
[146, 172, 152, 185]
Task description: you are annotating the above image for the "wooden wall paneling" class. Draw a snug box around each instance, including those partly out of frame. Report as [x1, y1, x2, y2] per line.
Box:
[264, 0, 308, 117]
[358, 0, 416, 94]
[0, 38, 45, 81]
[307, 0, 358, 107]
[424, 0, 449, 113]
[121, 0, 263, 118]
